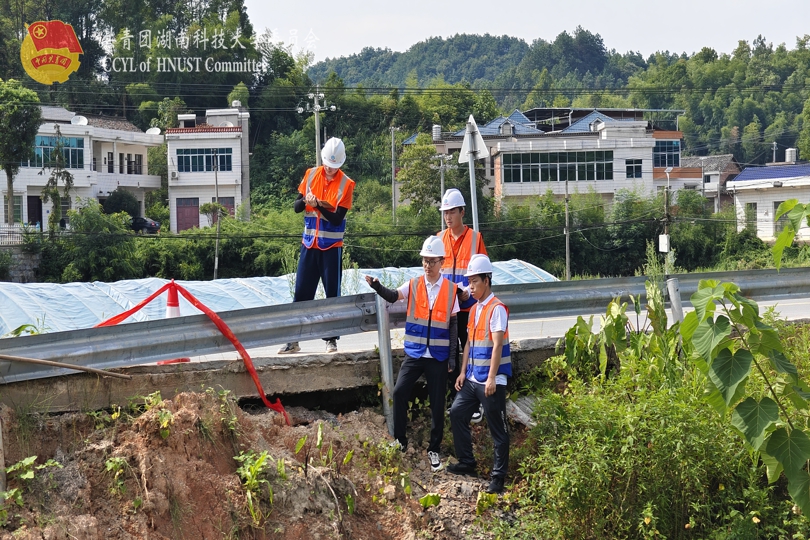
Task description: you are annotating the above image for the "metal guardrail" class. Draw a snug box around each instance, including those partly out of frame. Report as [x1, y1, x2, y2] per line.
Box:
[1, 267, 809, 385]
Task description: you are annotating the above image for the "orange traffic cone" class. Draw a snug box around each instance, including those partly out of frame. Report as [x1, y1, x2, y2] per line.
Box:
[157, 281, 191, 365]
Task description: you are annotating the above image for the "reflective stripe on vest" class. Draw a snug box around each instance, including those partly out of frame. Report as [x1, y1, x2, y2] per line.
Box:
[466, 298, 512, 382]
[440, 228, 481, 310]
[301, 168, 350, 249]
[404, 277, 457, 361]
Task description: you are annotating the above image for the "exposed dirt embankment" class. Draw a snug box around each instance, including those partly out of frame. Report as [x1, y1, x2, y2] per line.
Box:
[0, 390, 517, 539]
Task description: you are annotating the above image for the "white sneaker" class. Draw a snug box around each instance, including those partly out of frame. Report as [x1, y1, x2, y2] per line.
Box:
[389, 439, 405, 452]
[428, 451, 443, 472]
[277, 342, 300, 354]
[325, 339, 337, 353]
[471, 404, 484, 424]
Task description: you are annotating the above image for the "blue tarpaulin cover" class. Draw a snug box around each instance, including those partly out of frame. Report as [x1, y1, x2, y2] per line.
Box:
[0, 259, 557, 336]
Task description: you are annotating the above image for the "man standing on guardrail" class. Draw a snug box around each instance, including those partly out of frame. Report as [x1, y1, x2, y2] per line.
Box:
[278, 137, 355, 355]
[447, 254, 511, 494]
[438, 188, 488, 423]
[364, 236, 459, 472]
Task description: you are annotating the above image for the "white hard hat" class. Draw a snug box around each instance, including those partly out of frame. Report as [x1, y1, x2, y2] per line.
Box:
[440, 188, 465, 211]
[465, 254, 493, 277]
[321, 137, 346, 168]
[419, 236, 446, 258]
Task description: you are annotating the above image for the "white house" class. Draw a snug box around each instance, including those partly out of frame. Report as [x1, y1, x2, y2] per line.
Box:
[1, 106, 163, 226]
[432, 108, 702, 208]
[726, 162, 810, 241]
[164, 103, 250, 233]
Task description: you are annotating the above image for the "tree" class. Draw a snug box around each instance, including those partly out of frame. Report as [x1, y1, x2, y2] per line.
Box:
[0, 79, 41, 224]
[227, 82, 249, 108]
[103, 188, 140, 217]
[40, 125, 75, 234]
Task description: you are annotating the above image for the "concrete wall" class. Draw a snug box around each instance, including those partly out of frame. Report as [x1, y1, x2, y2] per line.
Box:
[0, 338, 559, 413]
[0, 247, 40, 283]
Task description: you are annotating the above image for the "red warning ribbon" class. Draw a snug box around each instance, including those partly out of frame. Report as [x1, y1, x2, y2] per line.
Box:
[95, 280, 289, 424]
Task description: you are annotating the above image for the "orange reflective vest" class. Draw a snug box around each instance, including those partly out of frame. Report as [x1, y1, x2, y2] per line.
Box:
[466, 297, 512, 382]
[299, 167, 355, 250]
[404, 277, 457, 361]
[439, 226, 487, 310]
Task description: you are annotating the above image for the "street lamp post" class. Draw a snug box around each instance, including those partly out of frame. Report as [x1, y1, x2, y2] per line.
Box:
[213, 149, 220, 280]
[391, 126, 399, 223]
[297, 85, 336, 166]
[431, 154, 458, 230]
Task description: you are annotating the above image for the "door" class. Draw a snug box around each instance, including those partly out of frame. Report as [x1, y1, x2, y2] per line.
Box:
[27, 196, 42, 227]
[176, 198, 199, 232]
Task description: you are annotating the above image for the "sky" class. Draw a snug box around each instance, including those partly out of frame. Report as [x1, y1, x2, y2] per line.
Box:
[243, 0, 810, 63]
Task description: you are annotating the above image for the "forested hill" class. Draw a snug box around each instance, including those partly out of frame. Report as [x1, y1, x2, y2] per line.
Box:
[307, 28, 650, 94]
[307, 34, 529, 87]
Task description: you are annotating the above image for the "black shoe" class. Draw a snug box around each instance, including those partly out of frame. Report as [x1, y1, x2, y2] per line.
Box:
[486, 476, 505, 494]
[447, 462, 477, 477]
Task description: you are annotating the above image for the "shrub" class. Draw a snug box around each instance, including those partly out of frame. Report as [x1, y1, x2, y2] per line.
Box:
[496, 384, 806, 539]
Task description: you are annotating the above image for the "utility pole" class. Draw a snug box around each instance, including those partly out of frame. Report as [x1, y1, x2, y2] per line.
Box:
[772, 141, 778, 163]
[431, 154, 458, 230]
[564, 174, 570, 281]
[213, 149, 220, 281]
[390, 126, 399, 223]
[297, 85, 335, 166]
[700, 156, 706, 200]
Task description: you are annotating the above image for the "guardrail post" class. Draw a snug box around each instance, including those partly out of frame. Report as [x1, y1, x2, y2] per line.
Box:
[667, 278, 684, 324]
[375, 294, 395, 437]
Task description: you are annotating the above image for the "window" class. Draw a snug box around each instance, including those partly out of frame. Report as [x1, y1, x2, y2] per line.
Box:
[745, 202, 757, 233]
[119, 153, 124, 174]
[704, 175, 711, 184]
[23, 136, 85, 169]
[653, 140, 680, 167]
[626, 159, 642, 179]
[3, 195, 22, 223]
[774, 201, 789, 233]
[134, 154, 143, 175]
[60, 197, 72, 225]
[107, 152, 114, 173]
[126, 153, 133, 174]
[502, 151, 613, 183]
[176, 148, 233, 172]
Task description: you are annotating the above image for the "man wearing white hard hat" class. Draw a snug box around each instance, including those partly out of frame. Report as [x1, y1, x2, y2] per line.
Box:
[447, 254, 511, 494]
[438, 188, 488, 422]
[278, 137, 355, 354]
[364, 236, 459, 472]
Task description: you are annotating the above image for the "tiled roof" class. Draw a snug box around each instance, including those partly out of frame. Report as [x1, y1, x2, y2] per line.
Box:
[734, 163, 810, 181]
[40, 106, 74, 122]
[561, 110, 619, 133]
[84, 115, 143, 133]
[450, 111, 544, 137]
[681, 154, 737, 172]
[505, 109, 533, 125]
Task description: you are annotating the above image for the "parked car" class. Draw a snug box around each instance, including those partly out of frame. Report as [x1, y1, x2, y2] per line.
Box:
[131, 216, 160, 234]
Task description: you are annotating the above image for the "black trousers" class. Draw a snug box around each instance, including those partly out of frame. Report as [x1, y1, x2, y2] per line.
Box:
[448, 310, 469, 400]
[293, 244, 341, 340]
[393, 355, 448, 453]
[450, 379, 509, 478]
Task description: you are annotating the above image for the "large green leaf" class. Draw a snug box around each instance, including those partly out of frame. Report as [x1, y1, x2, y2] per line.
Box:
[690, 282, 724, 322]
[749, 321, 784, 356]
[760, 451, 784, 484]
[765, 428, 810, 476]
[731, 397, 778, 450]
[692, 316, 731, 362]
[703, 377, 729, 415]
[768, 350, 798, 382]
[681, 311, 699, 341]
[788, 470, 810, 516]
[709, 348, 753, 406]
